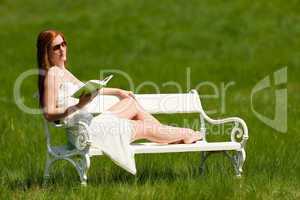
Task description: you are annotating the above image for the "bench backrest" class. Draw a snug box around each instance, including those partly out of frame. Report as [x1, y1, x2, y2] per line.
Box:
[86, 90, 203, 114]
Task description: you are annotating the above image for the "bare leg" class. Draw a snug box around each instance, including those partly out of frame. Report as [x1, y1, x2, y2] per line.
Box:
[107, 97, 160, 125]
[107, 97, 202, 144]
[131, 120, 202, 144]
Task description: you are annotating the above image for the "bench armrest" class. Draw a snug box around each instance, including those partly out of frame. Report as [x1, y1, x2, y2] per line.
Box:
[191, 89, 249, 148]
[207, 117, 248, 148]
[66, 121, 92, 151]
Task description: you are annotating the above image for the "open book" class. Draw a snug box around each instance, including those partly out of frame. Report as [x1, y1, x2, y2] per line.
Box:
[71, 75, 114, 98]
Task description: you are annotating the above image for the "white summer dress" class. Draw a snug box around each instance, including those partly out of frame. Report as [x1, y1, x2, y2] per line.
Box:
[57, 81, 137, 174]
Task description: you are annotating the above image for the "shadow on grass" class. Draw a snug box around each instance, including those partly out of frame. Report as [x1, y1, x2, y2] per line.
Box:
[6, 152, 240, 191]
[7, 164, 205, 190]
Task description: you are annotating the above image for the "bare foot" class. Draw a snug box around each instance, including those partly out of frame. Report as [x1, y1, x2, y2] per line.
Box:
[168, 132, 203, 144]
[183, 132, 203, 144]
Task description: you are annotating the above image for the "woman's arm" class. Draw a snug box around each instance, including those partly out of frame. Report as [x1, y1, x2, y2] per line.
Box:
[99, 87, 135, 99]
[98, 87, 121, 96]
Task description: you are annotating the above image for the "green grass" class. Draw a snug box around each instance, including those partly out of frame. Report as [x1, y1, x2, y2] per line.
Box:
[0, 0, 300, 199]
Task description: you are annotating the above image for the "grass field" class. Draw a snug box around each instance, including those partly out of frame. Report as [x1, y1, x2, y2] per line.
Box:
[0, 0, 300, 199]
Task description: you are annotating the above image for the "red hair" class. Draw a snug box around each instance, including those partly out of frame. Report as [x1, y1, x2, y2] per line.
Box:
[36, 30, 66, 107]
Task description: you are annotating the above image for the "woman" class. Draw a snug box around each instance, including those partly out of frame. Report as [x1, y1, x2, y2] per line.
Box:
[37, 30, 202, 173]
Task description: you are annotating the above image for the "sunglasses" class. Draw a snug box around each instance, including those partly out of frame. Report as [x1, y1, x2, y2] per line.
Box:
[52, 41, 67, 51]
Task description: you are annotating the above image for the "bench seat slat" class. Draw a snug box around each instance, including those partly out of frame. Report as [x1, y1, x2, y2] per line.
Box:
[132, 141, 241, 154]
[88, 141, 241, 156]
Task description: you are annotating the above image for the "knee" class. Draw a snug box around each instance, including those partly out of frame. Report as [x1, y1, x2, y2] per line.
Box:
[122, 97, 136, 106]
[120, 97, 137, 110]
[129, 97, 142, 113]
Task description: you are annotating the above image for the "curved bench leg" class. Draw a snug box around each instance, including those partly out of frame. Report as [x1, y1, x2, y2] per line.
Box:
[79, 154, 91, 186]
[43, 152, 91, 186]
[43, 153, 56, 185]
[199, 151, 212, 175]
[201, 151, 246, 177]
[44, 154, 52, 179]
[223, 151, 239, 176]
[236, 149, 246, 176]
[223, 150, 246, 177]
[64, 154, 91, 186]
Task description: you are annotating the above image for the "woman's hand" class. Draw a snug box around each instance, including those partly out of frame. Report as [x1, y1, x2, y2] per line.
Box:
[117, 89, 135, 100]
[98, 87, 135, 100]
[77, 90, 98, 108]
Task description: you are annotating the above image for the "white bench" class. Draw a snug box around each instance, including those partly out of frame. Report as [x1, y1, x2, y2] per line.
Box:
[43, 89, 248, 185]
